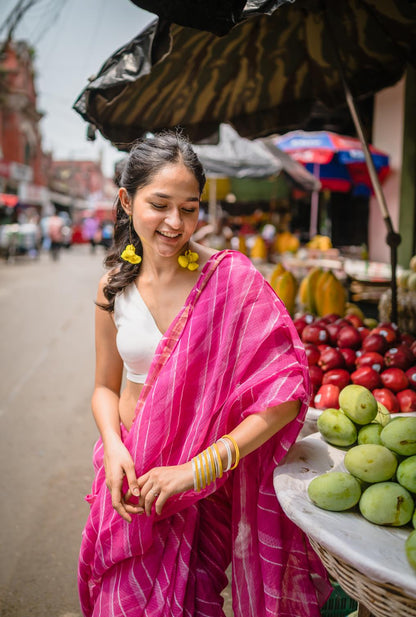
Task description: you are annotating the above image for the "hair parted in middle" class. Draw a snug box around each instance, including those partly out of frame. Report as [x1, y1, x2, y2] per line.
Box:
[99, 130, 206, 312]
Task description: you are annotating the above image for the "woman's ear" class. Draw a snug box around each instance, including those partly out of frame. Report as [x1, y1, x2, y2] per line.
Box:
[119, 188, 132, 215]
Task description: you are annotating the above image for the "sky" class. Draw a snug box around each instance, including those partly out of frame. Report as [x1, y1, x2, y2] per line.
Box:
[3, 0, 155, 176]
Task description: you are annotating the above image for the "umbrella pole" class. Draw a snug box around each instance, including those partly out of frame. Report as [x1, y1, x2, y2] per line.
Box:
[327, 20, 401, 324]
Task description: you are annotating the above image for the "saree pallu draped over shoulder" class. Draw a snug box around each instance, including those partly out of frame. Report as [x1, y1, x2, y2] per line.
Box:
[79, 250, 331, 617]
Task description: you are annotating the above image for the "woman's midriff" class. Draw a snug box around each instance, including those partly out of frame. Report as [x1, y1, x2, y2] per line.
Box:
[119, 380, 144, 431]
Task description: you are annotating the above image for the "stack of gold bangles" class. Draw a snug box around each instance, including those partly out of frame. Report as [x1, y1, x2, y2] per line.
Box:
[191, 434, 240, 492]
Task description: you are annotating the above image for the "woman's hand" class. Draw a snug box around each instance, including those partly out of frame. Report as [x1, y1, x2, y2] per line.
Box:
[103, 437, 142, 523]
[126, 463, 194, 517]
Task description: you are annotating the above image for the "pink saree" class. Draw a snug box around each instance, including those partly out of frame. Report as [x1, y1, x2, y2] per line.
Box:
[79, 250, 331, 617]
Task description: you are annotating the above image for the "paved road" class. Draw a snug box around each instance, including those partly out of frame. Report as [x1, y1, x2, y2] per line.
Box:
[0, 245, 233, 617]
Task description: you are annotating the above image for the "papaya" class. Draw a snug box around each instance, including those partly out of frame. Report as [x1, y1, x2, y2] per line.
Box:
[269, 263, 286, 289]
[314, 270, 332, 316]
[318, 271, 346, 317]
[305, 267, 323, 315]
[274, 231, 299, 254]
[250, 235, 267, 260]
[273, 270, 298, 315]
[298, 275, 309, 308]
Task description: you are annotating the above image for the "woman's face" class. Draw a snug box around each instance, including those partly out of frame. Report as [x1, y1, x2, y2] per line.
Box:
[120, 162, 200, 260]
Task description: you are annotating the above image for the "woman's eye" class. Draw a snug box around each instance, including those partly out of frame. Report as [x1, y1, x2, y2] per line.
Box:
[151, 203, 166, 209]
[182, 207, 197, 214]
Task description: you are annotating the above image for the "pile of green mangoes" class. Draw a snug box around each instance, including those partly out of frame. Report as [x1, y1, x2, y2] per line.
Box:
[307, 383, 416, 570]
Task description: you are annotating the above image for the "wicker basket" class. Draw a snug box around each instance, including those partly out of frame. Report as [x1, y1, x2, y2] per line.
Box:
[309, 537, 416, 617]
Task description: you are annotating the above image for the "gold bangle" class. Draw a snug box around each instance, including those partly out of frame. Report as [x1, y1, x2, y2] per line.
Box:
[202, 449, 212, 483]
[193, 457, 200, 492]
[212, 443, 223, 478]
[222, 434, 240, 470]
[207, 446, 216, 481]
[196, 455, 202, 491]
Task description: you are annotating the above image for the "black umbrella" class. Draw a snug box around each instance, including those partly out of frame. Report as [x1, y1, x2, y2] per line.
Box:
[73, 0, 416, 322]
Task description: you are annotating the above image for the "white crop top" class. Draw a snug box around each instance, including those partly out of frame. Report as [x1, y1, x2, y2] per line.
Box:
[114, 283, 163, 383]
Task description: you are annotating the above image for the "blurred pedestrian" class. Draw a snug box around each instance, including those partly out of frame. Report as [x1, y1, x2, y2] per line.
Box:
[47, 211, 64, 260]
[78, 132, 330, 617]
[82, 216, 99, 253]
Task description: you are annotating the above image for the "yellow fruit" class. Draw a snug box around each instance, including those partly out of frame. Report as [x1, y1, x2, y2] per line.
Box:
[251, 235, 267, 260]
[274, 231, 299, 254]
[359, 482, 414, 526]
[298, 275, 309, 308]
[305, 267, 323, 314]
[408, 272, 416, 292]
[344, 303, 365, 321]
[344, 444, 397, 483]
[339, 385, 378, 425]
[317, 271, 346, 318]
[269, 263, 286, 289]
[406, 530, 416, 569]
[238, 235, 247, 255]
[314, 270, 332, 316]
[272, 270, 298, 315]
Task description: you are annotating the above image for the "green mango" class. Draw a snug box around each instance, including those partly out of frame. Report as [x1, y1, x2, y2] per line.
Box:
[397, 455, 416, 493]
[317, 408, 357, 447]
[339, 385, 378, 425]
[359, 482, 414, 526]
[359, 482, 415, 527]
[380, 417, 416, 456]
[406, 530, 416, 569]
[344, 444, 397, 483]
[308, 472, 361, 512]
[373, 402, 391, 427]
[357, 423, 383, 445]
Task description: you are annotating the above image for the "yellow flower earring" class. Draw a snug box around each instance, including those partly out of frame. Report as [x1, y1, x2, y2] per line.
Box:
[178, 246, 199, 271]
[121, 215, 142, 264]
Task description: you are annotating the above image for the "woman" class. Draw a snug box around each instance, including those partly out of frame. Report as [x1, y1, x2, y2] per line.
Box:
[79, 132, 330, 617]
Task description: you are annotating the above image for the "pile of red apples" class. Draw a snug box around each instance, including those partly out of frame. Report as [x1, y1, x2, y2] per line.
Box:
[295, 313, 416, 413]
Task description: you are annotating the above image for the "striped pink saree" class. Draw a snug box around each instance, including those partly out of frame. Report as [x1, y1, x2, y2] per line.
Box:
[79, 250, 330, 617]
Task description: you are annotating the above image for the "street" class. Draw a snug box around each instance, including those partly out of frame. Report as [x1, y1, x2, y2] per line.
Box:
[0, 245, 233, 617]
[0, 245, 103, 616]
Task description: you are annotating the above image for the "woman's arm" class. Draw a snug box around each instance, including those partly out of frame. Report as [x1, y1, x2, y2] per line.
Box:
[136, 400, 300, 516]
[93, 274, 141, 522]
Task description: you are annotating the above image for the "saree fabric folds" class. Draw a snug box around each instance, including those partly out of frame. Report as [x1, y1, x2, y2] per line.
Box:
[79, 250, 330, 617]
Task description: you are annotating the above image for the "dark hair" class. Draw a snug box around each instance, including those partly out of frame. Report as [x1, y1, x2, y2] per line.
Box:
[99, 131, 206, 311]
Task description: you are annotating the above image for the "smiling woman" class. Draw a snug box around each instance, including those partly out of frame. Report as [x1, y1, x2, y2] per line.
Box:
[78, 130, 331, 617]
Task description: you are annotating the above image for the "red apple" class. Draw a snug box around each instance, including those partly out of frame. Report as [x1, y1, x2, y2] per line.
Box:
[350, 366, 381, 390]
[361, 333, 388, 355]
[380, 367, 409, 393]
[327, 322, 344, 346]
[320, 313, 342, 324]
[372, 325, 397, 345]
[358, 326, 371, 341]
[309, 365, 324, 393]
[372, 388, 400, 413]
[293, 313, 315, 337]
[345, 313, 364, 328]
[384, 346, 412, 371]
[336, 325, 362, 350]
[355, 352, 384, 373]
[318, 347, 346, 372]
[322, 368, 351, 390]
[401, 332, 415, 346]
[304, 343, 321, 366]
[313, 384, 340, 410]
[302, 323, 330, 346]
[405, 366, 416, 390]
[334, 318, 351, 328]
[396, 389, 416, 413]
[339, 348, 357, 372]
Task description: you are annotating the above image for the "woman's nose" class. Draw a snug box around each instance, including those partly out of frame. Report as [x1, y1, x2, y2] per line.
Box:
[165, 209, 182, 228]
